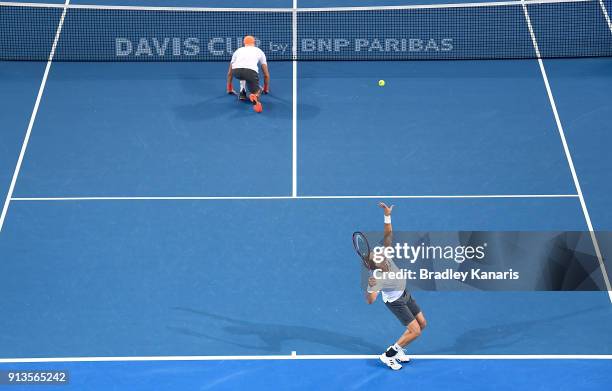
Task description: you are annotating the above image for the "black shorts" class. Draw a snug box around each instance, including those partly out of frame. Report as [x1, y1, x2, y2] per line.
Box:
[384, 291, 422, 326]
[233, 68, 260, 94]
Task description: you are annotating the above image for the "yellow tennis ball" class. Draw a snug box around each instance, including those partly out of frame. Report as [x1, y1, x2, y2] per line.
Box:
[378, 80, 385, 87]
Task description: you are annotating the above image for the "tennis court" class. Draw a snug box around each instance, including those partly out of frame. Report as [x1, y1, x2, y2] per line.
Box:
[1, 0, 611, 389]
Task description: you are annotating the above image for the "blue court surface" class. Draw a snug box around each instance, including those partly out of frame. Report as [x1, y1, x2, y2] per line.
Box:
[1, 0, 612, 390]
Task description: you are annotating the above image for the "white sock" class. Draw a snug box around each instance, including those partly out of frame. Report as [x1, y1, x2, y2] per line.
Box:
[240, 80, 246, 91]
[393, 344, 403, 352]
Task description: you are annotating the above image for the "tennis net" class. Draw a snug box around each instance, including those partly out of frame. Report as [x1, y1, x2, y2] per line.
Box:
[1, 0, 611, 61]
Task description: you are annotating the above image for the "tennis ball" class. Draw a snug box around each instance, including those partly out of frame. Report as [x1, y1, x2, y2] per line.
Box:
[378, 80, 385, 87]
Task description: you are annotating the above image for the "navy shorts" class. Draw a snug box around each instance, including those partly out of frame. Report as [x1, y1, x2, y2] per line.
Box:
[384, 291, 422, 326]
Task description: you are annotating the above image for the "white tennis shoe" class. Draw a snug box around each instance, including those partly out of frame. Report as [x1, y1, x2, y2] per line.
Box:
[379, 353, 402, 370]
[395, 346, 410, 363]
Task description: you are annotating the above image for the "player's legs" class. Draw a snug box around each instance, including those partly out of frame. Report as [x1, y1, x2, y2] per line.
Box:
[244, 73, 262, 112]
[233, 68, 262, 112]
[232, 69, 259, 93]
[239, 80, 247, 100]
[395, 319, 422, 346]
[407, 293, 426, 332]
[415, 311, 427, 331]
[386, 292, 423, 347]
[380, 292, 425, 369]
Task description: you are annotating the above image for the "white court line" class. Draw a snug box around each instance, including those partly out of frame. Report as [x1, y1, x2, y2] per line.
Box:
[522, 1, 612, 304]
[292, 0, 298, 198]
[0, 354, 611, 363]
[0, 0, 591, 12]
[0, 0, 70, 235]
[598, 0, 612, 34]
[298, 0, 590, 11]
[10, 194, 578, 202]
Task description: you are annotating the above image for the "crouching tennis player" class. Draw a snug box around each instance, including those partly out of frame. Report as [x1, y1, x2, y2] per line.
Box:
[366, 203, 427, 370]
[226, 35, 270, 113]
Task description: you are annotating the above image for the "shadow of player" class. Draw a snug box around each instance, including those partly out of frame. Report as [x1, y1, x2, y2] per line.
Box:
[422, 304, 608, 354]
[169, 307, 380, 354]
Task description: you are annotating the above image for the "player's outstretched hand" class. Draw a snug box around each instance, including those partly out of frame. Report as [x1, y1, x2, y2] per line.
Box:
[378, 202, 394, 216]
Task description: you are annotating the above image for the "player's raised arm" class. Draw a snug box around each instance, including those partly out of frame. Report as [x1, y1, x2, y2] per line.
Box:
[379, 202, 394, 247]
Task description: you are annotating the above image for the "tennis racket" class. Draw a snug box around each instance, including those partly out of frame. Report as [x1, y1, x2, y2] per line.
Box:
[352, 231, 372, 269]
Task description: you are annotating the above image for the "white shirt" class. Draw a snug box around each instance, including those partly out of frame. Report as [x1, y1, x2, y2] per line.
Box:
[367, 257, 406, 303]
[231, 46, 267, 73]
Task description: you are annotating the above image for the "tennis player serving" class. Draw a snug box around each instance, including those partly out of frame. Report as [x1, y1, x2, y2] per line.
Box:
[226, 35, 270, 113]
[365, 203, 427, 370]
